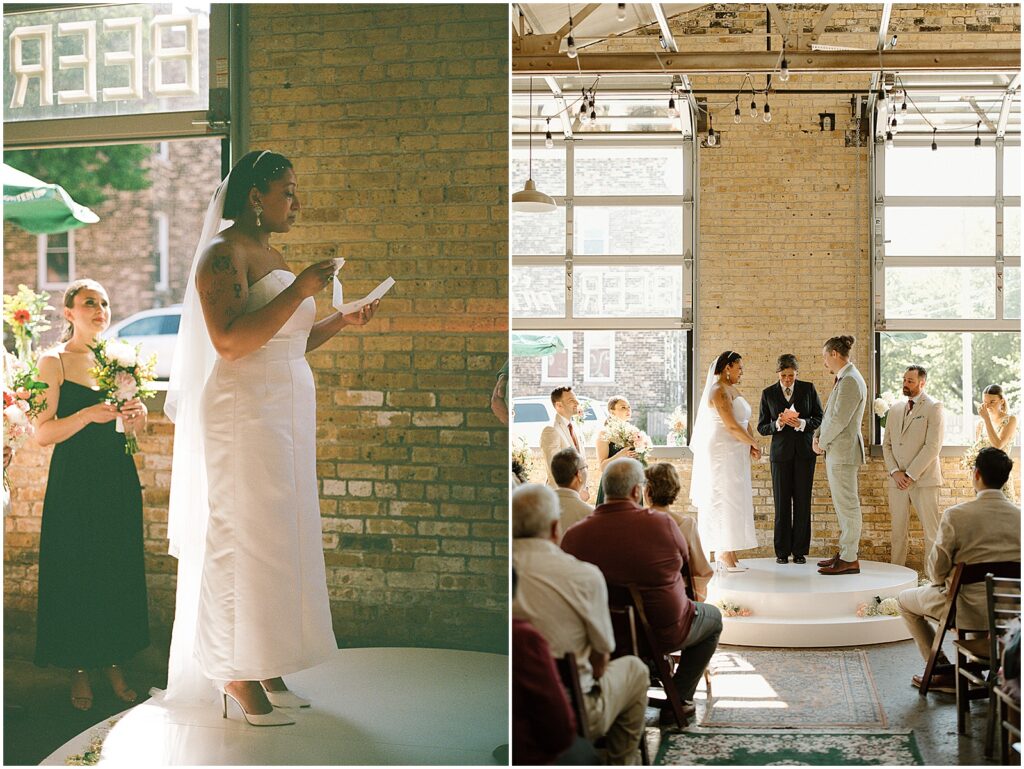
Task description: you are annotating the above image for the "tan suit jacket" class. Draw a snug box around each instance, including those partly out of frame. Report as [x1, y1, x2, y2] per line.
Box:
[815, 363, 867, 464]
[540, 414, 582, 487]
[922, 489, 1021, 630]
[555, 487, 594, 541]
[882, 393, 944, 486]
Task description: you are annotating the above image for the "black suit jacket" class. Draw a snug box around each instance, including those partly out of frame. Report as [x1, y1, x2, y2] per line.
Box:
[757, 380, 824, 462]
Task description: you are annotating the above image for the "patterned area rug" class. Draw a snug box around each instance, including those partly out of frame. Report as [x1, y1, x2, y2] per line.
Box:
[700, 648, 887, 728]
[655, 729, 924, 766]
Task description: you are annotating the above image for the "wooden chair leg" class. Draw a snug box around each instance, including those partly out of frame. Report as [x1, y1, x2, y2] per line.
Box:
[985, 688, 998, 760]
[956, 654, 968, 734]
[640, 730, 650, 765]
[652, 654, 687, 728]
[704, 668, 712, 701]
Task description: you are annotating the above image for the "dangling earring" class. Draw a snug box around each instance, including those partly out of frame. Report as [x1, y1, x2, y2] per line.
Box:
[253, 202, 263, 229]
[725, 371, 731, 383]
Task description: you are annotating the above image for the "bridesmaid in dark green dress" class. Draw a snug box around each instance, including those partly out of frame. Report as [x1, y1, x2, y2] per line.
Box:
[32, 280, 150, 711]
[594, 396, 639, 505]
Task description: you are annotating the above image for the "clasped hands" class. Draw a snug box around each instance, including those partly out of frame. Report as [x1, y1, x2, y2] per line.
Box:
[778, 408, 801, 429]
[892, 470, 914, 490]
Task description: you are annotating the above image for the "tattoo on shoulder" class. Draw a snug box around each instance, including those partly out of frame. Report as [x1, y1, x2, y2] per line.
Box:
[211, 254, 235, 274]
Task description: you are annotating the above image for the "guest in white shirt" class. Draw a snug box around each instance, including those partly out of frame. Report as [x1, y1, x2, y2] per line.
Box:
[512, 484, 648, 765]
[550, 448, 594, 540]
[540, 387, 591, 501]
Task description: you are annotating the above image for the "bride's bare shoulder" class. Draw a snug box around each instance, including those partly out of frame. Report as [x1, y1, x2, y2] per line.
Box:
[709, 382, 731, 403]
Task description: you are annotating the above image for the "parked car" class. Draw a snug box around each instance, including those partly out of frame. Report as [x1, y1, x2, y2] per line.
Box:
[511, 395, 608, 448]
[102, 305, 182, 380]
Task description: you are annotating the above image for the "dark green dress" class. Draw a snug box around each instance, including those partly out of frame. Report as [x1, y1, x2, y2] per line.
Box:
[594, 442, 624, 506]
[34, 379, 149, 668]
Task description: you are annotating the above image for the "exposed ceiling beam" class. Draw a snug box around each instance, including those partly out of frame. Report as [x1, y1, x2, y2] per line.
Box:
[965, 96, 998, 131]
[650, 3, 679, 53]
[555, 3, 600, 40]
[516, 2, 545, 37]
[512, 48, 1022, 75]
[997, 73, 1021, 136]
[543, 76, 574, 139]
[765, 4, 790, 41]
[867, 2, 894, 137]
[808, 5, 838, 48]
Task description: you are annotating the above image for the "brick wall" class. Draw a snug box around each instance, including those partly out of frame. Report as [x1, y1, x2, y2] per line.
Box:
[520, 3, 1020, 572]
[4, 3, 508, 659]
[246, 3, 508, 651]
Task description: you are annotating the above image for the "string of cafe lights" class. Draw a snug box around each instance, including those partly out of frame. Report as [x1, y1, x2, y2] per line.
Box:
[882, 75, 1007, 150]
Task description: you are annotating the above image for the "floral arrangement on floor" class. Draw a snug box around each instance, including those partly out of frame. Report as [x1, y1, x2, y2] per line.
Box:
[3, 353, 48, 489]
[604, 416, 653, 466]
[714, 600, 752, 618]
[65, 716, 121, 765]
[856, 596, 901, 617]
[3, 284, 53, 363]
[511, 435, 536, 480]
[873, 391, 897, 428]
[88, 339, 156, 455]
[666, 405, 687, 447]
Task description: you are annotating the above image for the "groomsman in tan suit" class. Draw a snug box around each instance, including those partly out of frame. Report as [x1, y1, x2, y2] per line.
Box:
[882, 365, 945, 566]
[540, 387, 591, 502]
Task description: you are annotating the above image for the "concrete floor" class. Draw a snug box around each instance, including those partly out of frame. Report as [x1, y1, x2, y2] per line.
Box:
[643, 638, 1002, 766]
[3, 637, 1003, 766]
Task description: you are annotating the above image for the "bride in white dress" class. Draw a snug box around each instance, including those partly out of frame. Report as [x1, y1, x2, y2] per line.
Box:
[689, 351, 762, 571]
[163, 150, 379, 726]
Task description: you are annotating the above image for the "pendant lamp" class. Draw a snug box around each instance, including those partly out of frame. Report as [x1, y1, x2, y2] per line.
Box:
[512, 78, 556, 213]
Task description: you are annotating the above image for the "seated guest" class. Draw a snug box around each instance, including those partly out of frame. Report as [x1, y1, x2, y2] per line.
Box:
[897, 447, 1021, 693]
[551, 448, 595, 539]
[513, 484, 648, 765]
[562, 458, 722, 712]
[512, 568, 595, 766]
[644, 462, 714, 602]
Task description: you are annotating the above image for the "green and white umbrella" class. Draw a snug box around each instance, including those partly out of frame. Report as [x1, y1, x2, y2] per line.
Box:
[511, 333, 566, 357]
[2, 163, 99, 234]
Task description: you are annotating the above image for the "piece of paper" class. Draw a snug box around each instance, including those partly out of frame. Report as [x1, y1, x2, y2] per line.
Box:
[332, 257, 346, 274]
[333, 275, 395, 315]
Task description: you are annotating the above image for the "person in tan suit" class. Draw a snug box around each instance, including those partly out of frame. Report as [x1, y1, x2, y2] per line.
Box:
[550, 447, 594, 539]
[813, 335, 868, 575]
[882, 365, 945, 566]
[539, 386, 590, 501]
[897, 447, 1021, 693]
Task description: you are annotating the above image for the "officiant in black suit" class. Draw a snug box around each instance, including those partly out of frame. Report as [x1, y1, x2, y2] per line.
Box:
[757, 354, 824, 564]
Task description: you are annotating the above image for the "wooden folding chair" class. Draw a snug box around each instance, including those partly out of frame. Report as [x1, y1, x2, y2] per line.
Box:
[555, 649, 650, 765]
[919, 560, 1021, 696]
[955, 575, 1021, 758]
[994, 684, 1021, 766]
[607, 582, 689, 729]
[679, 560, 713, 701]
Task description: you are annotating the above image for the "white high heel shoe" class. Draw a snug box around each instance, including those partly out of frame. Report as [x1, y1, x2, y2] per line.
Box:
[220, 687, 295, 726]
[261, 685, 311, 709]
[725, 561, 748, 572]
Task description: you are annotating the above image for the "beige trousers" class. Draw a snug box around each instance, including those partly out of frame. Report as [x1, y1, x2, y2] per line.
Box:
[888, 482, 941, 567]
[583, 655, 649, 765]
[825, 456, 862, 562]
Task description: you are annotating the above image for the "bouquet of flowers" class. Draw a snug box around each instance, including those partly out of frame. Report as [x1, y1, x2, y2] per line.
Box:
[3, 285, 53, 363]
[960, 435, 986, 471]
[87, 339, 156, 455]
[667, 405, 687, 447]
[714, 599, 752, 618]
[856, 595, 901, 618]
[511, 435, 536, 481]
[873, 391, 897, 428]
[605, 416, 653, 466]
[3, 353, 48, 489]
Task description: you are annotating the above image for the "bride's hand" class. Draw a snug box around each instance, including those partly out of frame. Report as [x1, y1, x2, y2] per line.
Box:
[342, 298, 380, 327]
[294, 259, 338, 298]
[749, 445, 761, 461]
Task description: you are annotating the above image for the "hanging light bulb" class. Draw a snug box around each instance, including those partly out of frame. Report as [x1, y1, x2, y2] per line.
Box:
[512, 77, 556, 213]
[580, 105, 590, 125]
[763, 101, 772, 123]
[658, 34, 667, 49]
[885, 130, 894, 148]
[733, 96, 741, 124]
[616, 2, 626, 22]
[706, 114, 716, 146]
[779, 55, 790, 82]
[566, 33, 577, 58]
[975, 121, 982, 147]
[545, 118, 554, 149]
[668, 91, 678, 118]
[589, 107, 597, 122]
[901, 97, 907, 113]
[749, 98, 758, 118]
[931, 127, 937, 151]
[890, 115, 898, 134]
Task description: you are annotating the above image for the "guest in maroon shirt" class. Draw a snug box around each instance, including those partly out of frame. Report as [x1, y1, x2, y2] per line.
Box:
[562, 457, 722, 706]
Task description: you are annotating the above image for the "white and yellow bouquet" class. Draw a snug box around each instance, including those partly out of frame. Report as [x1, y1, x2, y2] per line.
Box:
[3, 285, 53, 364]
[873, 391, 897, 428]
[511, 435, 536, 481]
[605, 416, 653, 466]
[88, 339, 156, 455]
[667, 405, 687, 447]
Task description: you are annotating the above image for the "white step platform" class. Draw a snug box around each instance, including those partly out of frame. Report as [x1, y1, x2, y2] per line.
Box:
[41, 647, 508, 766]
[705, 558, 918, 648]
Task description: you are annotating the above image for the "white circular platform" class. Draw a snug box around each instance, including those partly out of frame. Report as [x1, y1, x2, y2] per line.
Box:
[41, 647, 508, 766]
[706, 558, 918, 647]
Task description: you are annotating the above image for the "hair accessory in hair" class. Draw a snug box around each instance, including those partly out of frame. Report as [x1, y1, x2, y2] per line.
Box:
[251, 150, 271, 169]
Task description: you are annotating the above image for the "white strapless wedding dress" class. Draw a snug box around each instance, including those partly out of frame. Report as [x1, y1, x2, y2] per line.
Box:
[696, 395, 758, 553]
[196, 269, 337, 680]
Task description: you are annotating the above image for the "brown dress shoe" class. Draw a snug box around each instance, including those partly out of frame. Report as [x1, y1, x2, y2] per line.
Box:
[816, 552, 840, 568]
[818, 558, 860, 575]
[912, 673, 956, 694]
